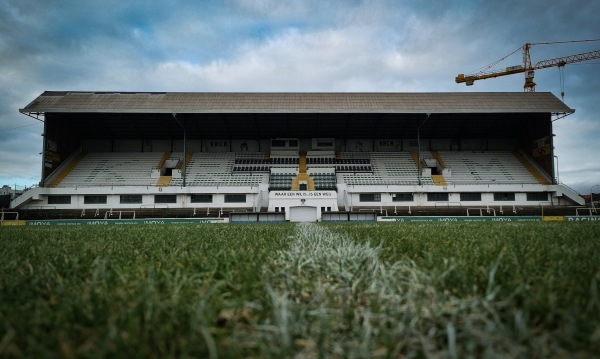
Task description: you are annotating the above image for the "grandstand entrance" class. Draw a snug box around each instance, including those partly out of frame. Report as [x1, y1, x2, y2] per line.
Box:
[160, 158, 180, 176]
[269, 191, 338, 221]
[289, 206, 318, 222]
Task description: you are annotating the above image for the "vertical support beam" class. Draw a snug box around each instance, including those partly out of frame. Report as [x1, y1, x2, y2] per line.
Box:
[40, 118, 47, 187]
[417, 113, 431, 186]
[173, 113, 187, 187]
[417, 127, 421, 186]
[183, 131, 187, 187]
[551, 133, 556, 185]
[21, 111, 46, 186]
[554, 155, 559, 184]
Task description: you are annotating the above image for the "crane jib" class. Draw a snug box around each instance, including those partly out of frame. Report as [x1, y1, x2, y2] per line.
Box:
[455, 42, 600, 90]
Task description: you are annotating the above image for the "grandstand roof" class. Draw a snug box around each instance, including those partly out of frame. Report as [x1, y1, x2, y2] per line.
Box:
[21, 91, 573, 114]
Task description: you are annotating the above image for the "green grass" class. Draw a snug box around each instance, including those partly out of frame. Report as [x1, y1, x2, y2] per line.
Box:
[1, 222, 599, 358]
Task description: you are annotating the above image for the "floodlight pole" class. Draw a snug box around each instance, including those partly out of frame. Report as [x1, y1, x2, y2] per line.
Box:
[417, 113, 431, 186]
[553, 155, 559, 184]
[592, 184, 600, 213]
[551, 134, 557, 185]
[40, 128, 46, 188]
[173, 113, 187, 187]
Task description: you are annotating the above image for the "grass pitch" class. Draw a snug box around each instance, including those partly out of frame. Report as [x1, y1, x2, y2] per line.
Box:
[1, 222, 599, 358]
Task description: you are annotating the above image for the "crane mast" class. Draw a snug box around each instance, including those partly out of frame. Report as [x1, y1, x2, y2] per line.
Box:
[523, 43, 534, 91]
[456, 41, 600, 91]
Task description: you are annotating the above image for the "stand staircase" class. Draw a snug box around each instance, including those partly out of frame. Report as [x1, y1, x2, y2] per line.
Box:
[291, 152, 315, 190]
[431, 151, 447, 186]
[49, 152, 86, 188]
[514, 151, 550, 185]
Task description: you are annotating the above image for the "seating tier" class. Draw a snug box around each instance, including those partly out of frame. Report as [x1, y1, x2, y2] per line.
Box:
[170, 152, 267, 187]
[439, 151, 540, 184]
[56, 152, 163, 187]
[339, 152, 433, 186]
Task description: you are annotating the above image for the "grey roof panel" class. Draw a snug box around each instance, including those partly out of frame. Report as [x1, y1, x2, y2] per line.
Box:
[20, 91, 574, 114]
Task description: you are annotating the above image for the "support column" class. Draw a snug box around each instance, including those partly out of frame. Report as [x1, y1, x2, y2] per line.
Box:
[173, 113, 187, 187]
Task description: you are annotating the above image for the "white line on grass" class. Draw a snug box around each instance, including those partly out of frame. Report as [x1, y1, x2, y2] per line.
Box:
[257, 223, 525, 358]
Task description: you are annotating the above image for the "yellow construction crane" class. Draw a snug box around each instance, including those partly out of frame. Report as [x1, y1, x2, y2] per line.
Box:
[456, 40, 600, 92]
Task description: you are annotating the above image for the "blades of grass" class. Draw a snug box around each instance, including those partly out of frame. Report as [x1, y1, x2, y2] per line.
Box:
[199, 326, 217, 359]
[486, 249, 505, 301]
[446, 322, 457, 359]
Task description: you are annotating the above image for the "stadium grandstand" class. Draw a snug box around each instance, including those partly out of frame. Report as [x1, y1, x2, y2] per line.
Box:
[10, 91, 584, 222]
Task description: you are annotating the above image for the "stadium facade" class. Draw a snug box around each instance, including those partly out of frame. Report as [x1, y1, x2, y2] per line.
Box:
[11, 91, 584, 222]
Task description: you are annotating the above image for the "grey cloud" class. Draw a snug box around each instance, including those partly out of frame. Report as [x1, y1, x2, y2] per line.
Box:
[0, 0, 598, 190]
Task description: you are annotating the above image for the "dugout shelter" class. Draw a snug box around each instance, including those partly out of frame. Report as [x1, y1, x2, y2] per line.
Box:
[13, 91, 584, 221]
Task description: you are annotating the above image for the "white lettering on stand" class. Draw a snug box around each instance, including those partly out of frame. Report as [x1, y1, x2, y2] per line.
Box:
[272, 191, 334, 198]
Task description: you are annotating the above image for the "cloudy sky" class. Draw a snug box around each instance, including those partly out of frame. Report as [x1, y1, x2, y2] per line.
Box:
[1, 0, 599, 194]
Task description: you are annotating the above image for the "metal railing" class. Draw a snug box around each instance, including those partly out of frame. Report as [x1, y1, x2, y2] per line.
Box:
[498, 205, 517, 215]
[104, 210, 136, 219]
[434, 202, 462, 209]
[0, 211, 19, 223]
[576, 207, 595, 216]
[81, 208, 101, 217]
[466, 207, 496, 216]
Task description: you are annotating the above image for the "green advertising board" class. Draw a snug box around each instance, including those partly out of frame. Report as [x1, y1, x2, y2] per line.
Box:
[25, 218, 228, 226]
[564, 216, 600, 222]
[17, 216, 600, 225]
[378, 216, 542, 222]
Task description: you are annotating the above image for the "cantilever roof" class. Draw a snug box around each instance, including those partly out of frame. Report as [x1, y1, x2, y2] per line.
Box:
[21, 91, 574, 114]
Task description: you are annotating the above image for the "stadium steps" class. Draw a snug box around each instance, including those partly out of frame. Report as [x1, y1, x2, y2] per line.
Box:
[49, 152, 86, 188]
[430, 151, 447, 185]
[177, 152, 192, 174]
[431, 174, 447, 186]
[292, 152, 315, 190]
[156, 152, 172, 169]
[292, 173, 315, 191]
[299, 151, 307, 173]
[156, 175, 172, 187]
[431, 151, 447, 169]
[410, 152, 426, 169]
[514, 151, 549, 185]
[411, 151, 432, 182]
